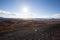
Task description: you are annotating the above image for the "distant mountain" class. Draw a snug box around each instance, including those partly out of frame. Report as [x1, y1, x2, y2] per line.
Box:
[0, 17, 60, 21]
[0, 17, 13, 21]
[0, 17, 3, 19]
[32, 18, 60, 21]
[49, 18, 60, 21]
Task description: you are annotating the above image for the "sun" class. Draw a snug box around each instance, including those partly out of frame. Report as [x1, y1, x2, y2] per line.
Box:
[21, 6, 34, 19]
[22, 7, 28, 13]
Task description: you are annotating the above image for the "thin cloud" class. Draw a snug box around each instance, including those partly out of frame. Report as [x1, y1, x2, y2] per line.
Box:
[0, 10, 16, 15]
[51, 14, 60, 18]
[0, 10, 60, 18]
[0, 10, 17, 18]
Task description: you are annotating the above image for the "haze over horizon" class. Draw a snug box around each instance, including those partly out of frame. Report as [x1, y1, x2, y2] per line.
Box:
[0, 0, 60, 19]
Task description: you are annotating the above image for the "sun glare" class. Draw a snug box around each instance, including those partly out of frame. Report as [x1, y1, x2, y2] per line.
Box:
[22, 7, 28, 13]
[21, 6, 31, 19]
[21, 6, 35, 19]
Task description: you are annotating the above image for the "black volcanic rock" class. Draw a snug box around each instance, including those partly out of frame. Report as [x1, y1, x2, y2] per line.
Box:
[0, 24, 60, 40]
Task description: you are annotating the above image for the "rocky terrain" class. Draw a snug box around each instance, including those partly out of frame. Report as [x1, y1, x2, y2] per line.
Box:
[0, 19, 60, 40]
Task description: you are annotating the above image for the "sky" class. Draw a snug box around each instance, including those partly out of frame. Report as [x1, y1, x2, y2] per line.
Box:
[0, 0, 60, 18]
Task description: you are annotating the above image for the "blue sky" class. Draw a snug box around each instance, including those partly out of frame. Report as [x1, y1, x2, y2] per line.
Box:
[0, 0, 60, 18]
